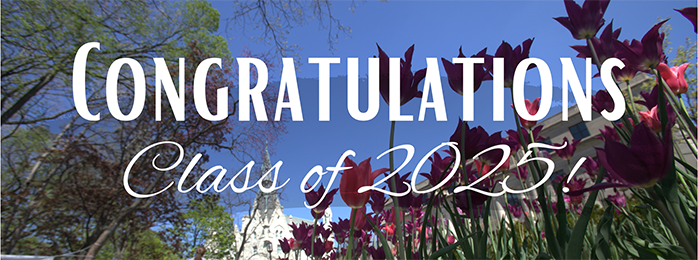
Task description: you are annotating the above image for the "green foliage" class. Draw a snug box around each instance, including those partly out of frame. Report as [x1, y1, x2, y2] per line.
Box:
[95, 229, 179, 260]
[182, 197, 237, 260]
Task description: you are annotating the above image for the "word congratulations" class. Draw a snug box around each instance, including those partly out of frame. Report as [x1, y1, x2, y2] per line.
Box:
[74, 42, 627, 123]
[124, 141, 584, 208]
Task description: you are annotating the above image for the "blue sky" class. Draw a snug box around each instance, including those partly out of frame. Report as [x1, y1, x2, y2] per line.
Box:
[206, 0, 697, 222]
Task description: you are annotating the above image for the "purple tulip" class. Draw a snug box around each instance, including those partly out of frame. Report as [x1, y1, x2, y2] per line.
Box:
[368, 190, 386, 214]
[614, 20, 668, 73]
[635, 84, 668, 110]
[508, 203, 523, 218]
[607, 191, 627, 214]
[485, 38, 535, 88]
[279, 238, 292, 254]
[441, 47, 492, 95]
[290, 222, 313, 245]
[612, 57, 639, 82]
[377, 44, 426, 106]
[506, 125, 546, 151]
[554, 136, 580, 160]
[449, 120, 491, 159]
[554, 0, 611, 40]
[597, 123, 673, 188]
[591, 89, 616, 115]
[305, 184, 337, 217]
[580, 156, 599, 177]
[596, 125, 621, 142]
[675, 7, 697, 33]
[523, 197, 541, 213]
[512, 164, 529, 181]
[420, 151, 455, 188]
[571, 21, 621, 64]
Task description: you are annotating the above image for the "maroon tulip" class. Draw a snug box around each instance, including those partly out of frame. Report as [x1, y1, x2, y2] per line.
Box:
[340, 157, 389, 209]
[555, 136, 580, 160]
[350, 206, 367, 231]
[486, 38, 535, 88]
[512, 164, 529, 181]
[607, 191, 627, 214]
[596, 123, 673, 188]
[596, 125, 620, 142]
[635, 84, 666, 109]
[580, 155, 599, 177]
[612, 58, 639, 82]
[449, 120, 491, 159]
[591, 89, 616, 114]
[305, 184, 337, 216]
[441, 47, 492, 95]
[506, 125, 546, 151]
[614, 20, 668, 73]
[675, 7, 697, 33]
[564, 176, 587, 205]
[508, 203, 523, 218]
[554, 0, 611, 40]
[279, 238, 292, 254]
[420, 151, 455, 187]
[571, 21, 621, 64]
[377, 44, 426, 106]
[368, 190, 386, 214]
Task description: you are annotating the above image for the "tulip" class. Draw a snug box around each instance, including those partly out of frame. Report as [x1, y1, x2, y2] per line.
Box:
[564, 176, 587, 205]
[656, 62, 690, 95]
[675, 7, 697, 33]
[486, 39, 535, 88]
[377, 44, 426, 106]
[383, 223, 396, 237]
[441, 47, 492, 95]
[596, 123, 673, 188]
[596, 125, 620, 142]
[638, 104, 676, 133]
[330, 218, 350, 243]
[591, 89, 616, 115]
[279, 238, 292, 254]
[508, 203, 523, 218]
[350, 206, 367, 231]
[511, 97, 541, 129]
[571, 21, 620, 63]
[512, 164, 528, 181]
[523, 197, 541, 213]
[580, 156, 598, 177]
[449, 120, 491, 159]
[420, 151, 455, 188]
[340, 157, 389, 209]
[368, 190, 386, 214]
[305, 184, 337, 216]
[635, 84, 666, 110]
[612, 58, 639, 82]
[614, 20, 668, 73]
[607, 191, 627, 214]
[290, 223, 312, 244]
[555, 136, 580, 160]
[506, 125, 546, 151]
[554, 0, 610, 40]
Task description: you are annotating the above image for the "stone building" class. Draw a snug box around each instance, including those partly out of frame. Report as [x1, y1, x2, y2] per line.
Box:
[229, 146, 328, 260]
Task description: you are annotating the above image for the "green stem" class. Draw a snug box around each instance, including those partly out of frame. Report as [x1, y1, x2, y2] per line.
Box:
[647, 189, 697, 258]
[311, 218, 317, 260]
[388, 120, 407, 260]
[347, 208, 357, 259]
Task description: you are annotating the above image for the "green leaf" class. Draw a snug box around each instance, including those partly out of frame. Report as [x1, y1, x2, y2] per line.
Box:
[428, 232, 476, 259]
[566, 170, 605, 259]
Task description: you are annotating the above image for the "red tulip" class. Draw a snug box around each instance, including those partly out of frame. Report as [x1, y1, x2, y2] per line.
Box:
[638, 104, 676, 133]
[350, 206, 367, 231]
[656, 62, 690, 95]
[511, 97, 541, 129]
[339, 157, 388, 209]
